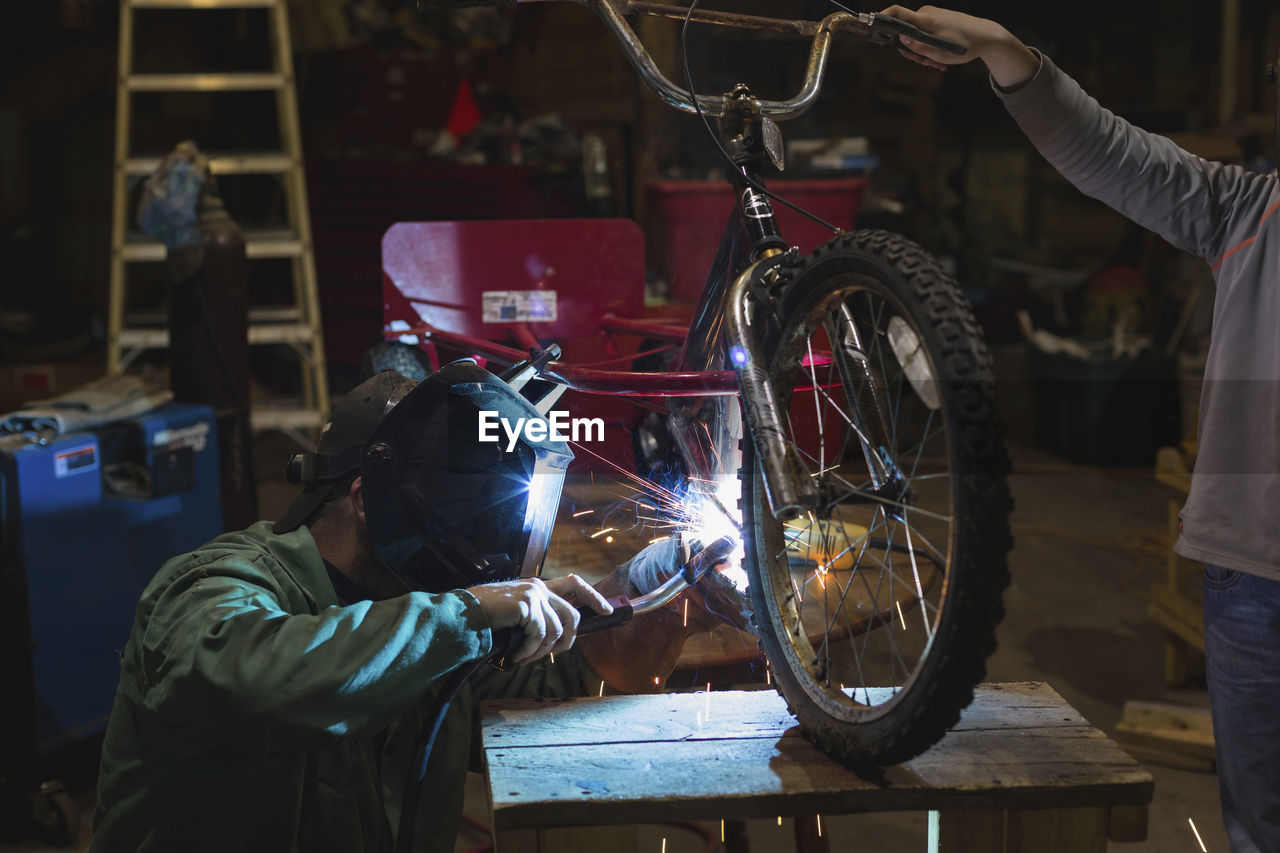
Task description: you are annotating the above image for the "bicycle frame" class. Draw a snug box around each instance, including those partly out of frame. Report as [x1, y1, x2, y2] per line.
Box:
[396, 0, 949, 521]
[402, 145, 815, 521]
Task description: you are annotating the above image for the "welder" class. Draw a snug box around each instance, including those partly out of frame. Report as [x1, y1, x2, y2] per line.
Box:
[90, 363, 749, 853]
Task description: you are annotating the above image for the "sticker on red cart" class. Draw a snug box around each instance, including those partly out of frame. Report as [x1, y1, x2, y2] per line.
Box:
[54, 444, 98, 478]
[482, 290, 557, 324]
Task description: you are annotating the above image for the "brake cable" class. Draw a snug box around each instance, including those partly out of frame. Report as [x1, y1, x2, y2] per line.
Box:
[679, 0, 844, 236]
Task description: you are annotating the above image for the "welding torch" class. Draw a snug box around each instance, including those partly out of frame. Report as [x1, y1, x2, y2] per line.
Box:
[575, 533, 738, 634]
[487, 533, 740, 670]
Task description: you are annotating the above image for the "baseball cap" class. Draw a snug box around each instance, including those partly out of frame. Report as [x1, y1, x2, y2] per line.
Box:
[272, 370, 418, 533]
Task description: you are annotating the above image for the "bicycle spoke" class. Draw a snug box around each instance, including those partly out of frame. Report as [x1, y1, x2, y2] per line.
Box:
[805, 339, 826, 475]
[901, 508, 935, 640]
[870, 516, 916, 684]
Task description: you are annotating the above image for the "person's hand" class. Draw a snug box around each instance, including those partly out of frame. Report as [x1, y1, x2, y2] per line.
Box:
[575, 534, 755, 694]
[879, 5, 1039, 90]
[624, 533, 753, 633]
[466, 575, 613, 666]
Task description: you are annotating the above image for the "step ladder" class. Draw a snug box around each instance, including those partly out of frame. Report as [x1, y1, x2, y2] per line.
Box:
[108, 0, 329, 436]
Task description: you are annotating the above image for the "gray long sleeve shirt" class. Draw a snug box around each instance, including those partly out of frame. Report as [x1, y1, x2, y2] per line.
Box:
[996, 53, 1280, 580]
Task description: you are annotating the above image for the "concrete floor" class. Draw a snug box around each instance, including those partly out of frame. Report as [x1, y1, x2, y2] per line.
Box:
[2, 424, 1226, 852]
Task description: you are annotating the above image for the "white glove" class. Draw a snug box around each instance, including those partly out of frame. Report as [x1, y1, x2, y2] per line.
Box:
[466, 575, 613, 666]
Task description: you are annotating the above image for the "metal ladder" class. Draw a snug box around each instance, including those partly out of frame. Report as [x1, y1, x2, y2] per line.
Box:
[108, 0, 329, 435]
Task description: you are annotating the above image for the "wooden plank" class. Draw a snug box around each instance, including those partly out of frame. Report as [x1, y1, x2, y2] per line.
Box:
[793, 814, 830, 853]
[493, 825, 634, 853]
[934, 809, 1004, 852]
[1148, 586, 1205, 650]
[1113, 741, 1214, 773]
[481, 682, 1094, 750]
[1113, 700, 1215, 769]
[486, 731, 1152, 830]
[1119, 701, 1213, 736]
[1107, 804, 1149, 843]
[482, 690, 799, 749]
[494, 828, 538, 853]
[1006, 808, 1107, 853]
[484, 683, 1152, 833]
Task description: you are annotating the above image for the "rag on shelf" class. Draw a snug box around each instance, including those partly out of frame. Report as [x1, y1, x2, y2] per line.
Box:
[0, 374, 173, 439]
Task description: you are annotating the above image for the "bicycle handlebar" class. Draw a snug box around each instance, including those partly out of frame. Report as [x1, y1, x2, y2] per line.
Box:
[417, 0, 965, 120]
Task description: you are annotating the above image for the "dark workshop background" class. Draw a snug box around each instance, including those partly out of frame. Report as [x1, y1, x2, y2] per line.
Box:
[1, 1, 1272, 851]
[1, 0, 1268, 399]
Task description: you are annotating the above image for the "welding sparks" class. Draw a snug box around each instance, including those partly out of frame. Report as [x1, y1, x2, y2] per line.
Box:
[683, 599, 688, 627]
[777, 816, 782, 827]
[599, 681, 605, 697]
[661, 838, 666, 853]
[605, 535, 614, 543]
[649, 535, 670, 544]
[549, 653, 554, 663]
[1188, 818, 1207, 852]
[572, 509, 594, 518]
[561, 440, 749, 591]
[706, 683, 711, 720]
[896, 600, 907, 630]
[817, 815, 823, 837]
[766, 666, 772, 686]
[720, 820, 725, 842]
[653, 676, 660, 686]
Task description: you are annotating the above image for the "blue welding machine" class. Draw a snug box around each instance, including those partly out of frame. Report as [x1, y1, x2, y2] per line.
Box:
[0, 402, 223, 791]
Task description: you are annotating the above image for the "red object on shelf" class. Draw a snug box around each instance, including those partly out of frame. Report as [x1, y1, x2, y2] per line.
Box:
[647, 178, 868, 301]
[445, 78, 481, 141]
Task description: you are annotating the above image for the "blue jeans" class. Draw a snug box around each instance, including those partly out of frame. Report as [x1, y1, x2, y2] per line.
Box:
[1203, 564, 1280, 853]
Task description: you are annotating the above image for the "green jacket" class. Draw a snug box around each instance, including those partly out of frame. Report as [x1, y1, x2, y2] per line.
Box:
[91, 521, 600, 853]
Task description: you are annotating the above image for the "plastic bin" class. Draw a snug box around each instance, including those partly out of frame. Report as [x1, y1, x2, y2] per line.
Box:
[648, 178, 867, 301]
[1028, 346, 1180, 466]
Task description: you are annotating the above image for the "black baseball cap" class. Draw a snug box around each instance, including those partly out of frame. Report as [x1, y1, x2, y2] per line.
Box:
[272, 370, 418, 534]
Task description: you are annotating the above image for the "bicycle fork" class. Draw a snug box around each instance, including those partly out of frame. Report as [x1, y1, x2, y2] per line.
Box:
[716, 83, 908, 522]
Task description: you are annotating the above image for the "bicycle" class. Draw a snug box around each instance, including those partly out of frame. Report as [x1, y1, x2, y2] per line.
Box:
[390, 0, 1013, 766]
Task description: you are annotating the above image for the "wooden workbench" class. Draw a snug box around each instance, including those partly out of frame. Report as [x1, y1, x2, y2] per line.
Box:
[481, 682, 1153, 852]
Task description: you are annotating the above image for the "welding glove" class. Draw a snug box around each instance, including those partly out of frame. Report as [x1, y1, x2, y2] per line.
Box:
[467, 575, 613, 666]
[622, 534, 686, 595]
[621, 532, 753, 634]
[574, 532, 755, 693]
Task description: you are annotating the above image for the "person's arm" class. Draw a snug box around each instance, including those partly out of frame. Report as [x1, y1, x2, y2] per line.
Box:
[137, 560, 496, 748]
[879, 5, 1272, 261]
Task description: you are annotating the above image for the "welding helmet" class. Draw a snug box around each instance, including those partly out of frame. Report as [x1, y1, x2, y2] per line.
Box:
[275, 360, 572, 592]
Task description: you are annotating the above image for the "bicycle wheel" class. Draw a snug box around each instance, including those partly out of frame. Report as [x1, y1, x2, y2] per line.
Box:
[741, 229, 1012, 765]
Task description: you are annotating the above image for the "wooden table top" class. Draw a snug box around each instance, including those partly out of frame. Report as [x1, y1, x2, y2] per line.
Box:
[481, 682, 1154, 831]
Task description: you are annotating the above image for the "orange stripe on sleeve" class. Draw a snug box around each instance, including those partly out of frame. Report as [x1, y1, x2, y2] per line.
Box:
[1212, 196, 1280, 270]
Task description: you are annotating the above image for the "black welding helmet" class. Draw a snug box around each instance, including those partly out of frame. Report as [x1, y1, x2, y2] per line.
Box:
[276, 360, 572, 593]
[361, 359, 572, 592]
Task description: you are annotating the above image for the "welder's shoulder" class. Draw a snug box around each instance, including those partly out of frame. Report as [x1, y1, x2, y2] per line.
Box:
[141, 520, 325, 613]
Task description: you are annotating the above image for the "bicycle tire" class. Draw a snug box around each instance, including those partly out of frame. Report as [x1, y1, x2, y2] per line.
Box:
[741, 229, 1012, 765]
[360, 341, 433, 382]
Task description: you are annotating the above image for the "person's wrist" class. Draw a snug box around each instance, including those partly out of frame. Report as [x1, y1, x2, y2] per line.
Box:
[979, 30, 1039, 91]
